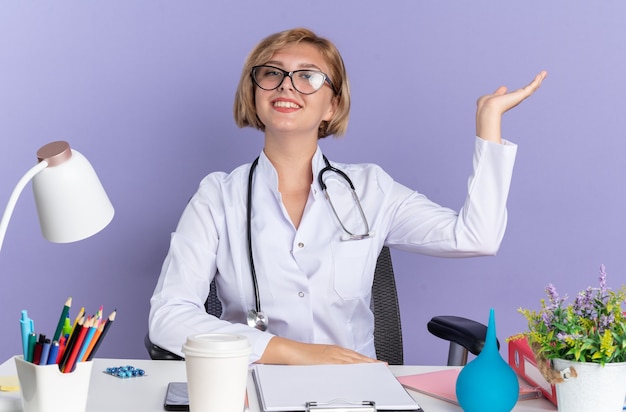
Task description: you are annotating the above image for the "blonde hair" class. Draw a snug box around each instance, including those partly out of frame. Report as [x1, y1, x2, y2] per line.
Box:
[233, 28, 350, 138]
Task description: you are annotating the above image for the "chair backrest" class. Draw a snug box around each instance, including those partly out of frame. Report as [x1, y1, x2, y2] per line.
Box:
[371, 246, 403, 365]
[204, 279, 222, 317]
[146, 246, 404, 364]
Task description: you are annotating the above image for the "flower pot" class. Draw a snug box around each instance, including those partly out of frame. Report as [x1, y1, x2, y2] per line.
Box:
[553, 358, 626, 412]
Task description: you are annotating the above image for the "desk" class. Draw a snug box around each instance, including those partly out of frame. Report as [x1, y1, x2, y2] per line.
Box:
[0, 357, 556, 412]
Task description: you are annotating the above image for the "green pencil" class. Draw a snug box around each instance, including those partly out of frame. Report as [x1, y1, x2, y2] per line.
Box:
[53, 297, 72, 342]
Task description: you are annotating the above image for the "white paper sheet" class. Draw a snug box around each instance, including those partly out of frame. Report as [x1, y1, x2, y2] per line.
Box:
[252, 363, 422, 411]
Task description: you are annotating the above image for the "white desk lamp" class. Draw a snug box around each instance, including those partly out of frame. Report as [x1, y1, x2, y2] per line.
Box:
[0, 141, 114, 253]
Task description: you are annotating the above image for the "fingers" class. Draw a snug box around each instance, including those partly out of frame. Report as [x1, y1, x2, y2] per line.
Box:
[301, 343, 379, 364]
[261, 337, 381, 365]
[518, 70, 548, 99]
[508, 70, 548, 109]
[492, 85, 508, 96]
[479, 70, 548, 115]
[317, 345, 379, 364]
[475, 70, 547, 143]
[335, 348, 380, 364]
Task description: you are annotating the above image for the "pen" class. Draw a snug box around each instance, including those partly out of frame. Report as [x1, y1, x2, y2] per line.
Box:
[26, 332, 37, 363]
[20, 310, 34, 359]
[32, 334, 45, 365]
[62, 316, 72, 338]
[39, 338, 52, 365]
[46, 341, 60, 365]
[53, 297, 72, 342]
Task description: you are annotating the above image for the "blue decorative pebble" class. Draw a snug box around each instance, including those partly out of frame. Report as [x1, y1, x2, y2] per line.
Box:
[103, 365, 146, 379]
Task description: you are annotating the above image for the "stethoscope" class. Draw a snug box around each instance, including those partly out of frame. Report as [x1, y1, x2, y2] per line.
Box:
[245, 154, 373, 331]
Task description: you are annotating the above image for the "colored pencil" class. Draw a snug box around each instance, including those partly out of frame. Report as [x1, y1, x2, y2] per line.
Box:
[56, 335, 67, 364]
[77, 317, 99, 363]
[72, 307, 85, 331]
[58, 316, 84, 371]
[86, 310, 116, 361]
[53, 297, 72, 342]
[63, 317, 92, 373]
[82, 321, 103, 362]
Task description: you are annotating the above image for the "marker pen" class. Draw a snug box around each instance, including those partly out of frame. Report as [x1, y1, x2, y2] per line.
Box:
[62, 316, 72, 338]
[32, 340, 43, 365]
[26, 332, 37, 363]
[40, 339, 52, 365]
[46, 341, 60, 365]
[20, 310, 34, 359]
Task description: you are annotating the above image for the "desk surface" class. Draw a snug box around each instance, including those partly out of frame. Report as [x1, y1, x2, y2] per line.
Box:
[0, 357, 556, 412]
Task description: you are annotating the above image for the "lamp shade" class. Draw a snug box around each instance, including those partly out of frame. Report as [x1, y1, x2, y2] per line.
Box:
[31, 141, 114, 243]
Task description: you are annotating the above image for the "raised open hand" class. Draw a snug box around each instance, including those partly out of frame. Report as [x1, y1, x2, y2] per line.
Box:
[476, 70, 548, 143]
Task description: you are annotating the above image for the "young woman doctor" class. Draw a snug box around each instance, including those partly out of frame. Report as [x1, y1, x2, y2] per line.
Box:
[149, 28, 547, 365]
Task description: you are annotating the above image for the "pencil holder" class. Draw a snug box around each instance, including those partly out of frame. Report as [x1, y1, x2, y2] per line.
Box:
[14, 355, 93, 412]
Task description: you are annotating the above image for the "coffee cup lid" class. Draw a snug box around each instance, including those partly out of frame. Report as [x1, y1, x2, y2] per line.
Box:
[182, 333, 251, 358]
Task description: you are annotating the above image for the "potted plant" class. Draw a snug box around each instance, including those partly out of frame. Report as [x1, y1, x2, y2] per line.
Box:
[513, 265, 626, 411]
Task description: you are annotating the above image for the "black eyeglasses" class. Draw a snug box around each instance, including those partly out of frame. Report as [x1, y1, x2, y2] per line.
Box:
[251, 65, 337, 95]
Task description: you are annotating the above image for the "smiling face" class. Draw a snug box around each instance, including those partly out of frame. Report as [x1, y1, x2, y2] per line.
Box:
[254, 43, 338, 141]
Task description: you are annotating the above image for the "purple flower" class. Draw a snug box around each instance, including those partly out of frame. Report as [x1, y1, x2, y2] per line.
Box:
[546, 283, 560, 308]
[541, 311, 553, 329]
[598, 313, 615, 334]
[574, 287, 594, 316]
[599, 264, 607, 295]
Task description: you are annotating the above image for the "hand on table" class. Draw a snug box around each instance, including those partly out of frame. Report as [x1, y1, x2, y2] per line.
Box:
[258, 336, 380, 365]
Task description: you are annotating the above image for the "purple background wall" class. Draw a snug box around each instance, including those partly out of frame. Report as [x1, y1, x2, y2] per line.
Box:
[1, 2, 625, 365]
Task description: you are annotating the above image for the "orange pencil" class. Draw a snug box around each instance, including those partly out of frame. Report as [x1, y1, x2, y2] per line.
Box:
[81, 321, 104, 362]
[77, 316, 99, 362]
[86, 310, 116, 361]
[63, 317, 92, 373]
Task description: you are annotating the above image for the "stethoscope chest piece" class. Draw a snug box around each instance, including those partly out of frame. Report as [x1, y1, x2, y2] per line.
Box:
[247, 309, 268, 331]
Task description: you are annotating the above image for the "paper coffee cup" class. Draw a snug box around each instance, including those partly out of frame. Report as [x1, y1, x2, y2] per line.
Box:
[182, 333, 251, 412]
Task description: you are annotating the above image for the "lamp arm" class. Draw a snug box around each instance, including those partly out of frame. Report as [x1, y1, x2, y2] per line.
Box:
[0, 160, 48, 254]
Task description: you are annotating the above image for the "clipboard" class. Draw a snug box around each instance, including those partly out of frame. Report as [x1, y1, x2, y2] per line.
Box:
[252, 363, 423, 412]
[306, 400, 376, 411]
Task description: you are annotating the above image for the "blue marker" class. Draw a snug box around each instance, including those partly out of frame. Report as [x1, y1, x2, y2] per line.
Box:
[47, 341, 60, 365]
[20, 310, 34, 359]
[39, 339, 52, 365]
